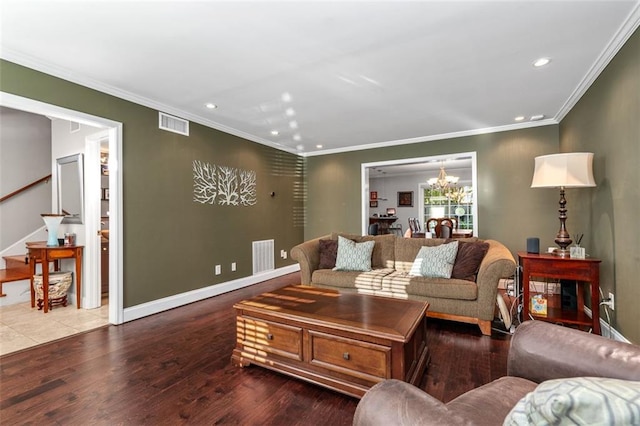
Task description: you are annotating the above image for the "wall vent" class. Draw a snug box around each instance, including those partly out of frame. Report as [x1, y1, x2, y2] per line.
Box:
[158, 112, 189, 136]
[69, 121, 80, 133]
[252, 239, 275, 275]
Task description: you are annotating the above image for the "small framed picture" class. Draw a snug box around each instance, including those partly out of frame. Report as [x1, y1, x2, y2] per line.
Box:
[398, 191, 413, 207]
[370, 191, 378, 200]
[102, 188, 110, 200]
[369, 200, 378, 208]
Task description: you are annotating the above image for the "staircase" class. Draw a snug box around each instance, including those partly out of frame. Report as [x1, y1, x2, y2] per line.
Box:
[0, 255, 31, 297]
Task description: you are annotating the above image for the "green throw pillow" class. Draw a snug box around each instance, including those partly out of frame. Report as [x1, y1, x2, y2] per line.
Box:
[333, 236, 375, 272]
[409, 241, 459, 278]
[504, 377, 640, 426]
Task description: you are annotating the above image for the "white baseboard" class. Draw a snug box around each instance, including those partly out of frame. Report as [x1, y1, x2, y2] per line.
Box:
[123, 264, 300, 323]
[583, 305, 629, 343]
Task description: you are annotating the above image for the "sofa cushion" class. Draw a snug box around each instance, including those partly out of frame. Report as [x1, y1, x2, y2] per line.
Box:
[504, 377, 640, 426]
[381, 271, 478, 300]
[409, 241, 459, 278]
[451, 241, 490, 281]
[318, 239, 338, 269]
[334, 236, 375, 272]
[332, 233, 396, 269]
[312, 268, 394, 291]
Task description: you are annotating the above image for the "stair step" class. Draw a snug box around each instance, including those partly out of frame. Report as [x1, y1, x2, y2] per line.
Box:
[0, 268, 32, 297]
[3, 255, 29, 269]
[0, 268, 31, 283]
[0, 256, 32, 296]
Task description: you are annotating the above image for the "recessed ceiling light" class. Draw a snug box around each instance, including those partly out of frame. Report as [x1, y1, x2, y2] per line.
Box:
[270, 130, 279, 136]
[205, 103, 217, 109]
[316, 144, 323, 149]
[293, 134, 302, 141]
[530, 114, 545, 121]
[533, 57, 551, 67]
[514, 116, 525, 122]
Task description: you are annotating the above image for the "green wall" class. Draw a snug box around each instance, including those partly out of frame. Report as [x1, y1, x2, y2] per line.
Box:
[559, 28, 640, 343]
[306, 126, 561, 260]
[0, 60, 303, 307]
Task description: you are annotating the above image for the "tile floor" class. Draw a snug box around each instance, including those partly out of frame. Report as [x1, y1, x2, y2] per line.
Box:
[0, 298, 109, 356]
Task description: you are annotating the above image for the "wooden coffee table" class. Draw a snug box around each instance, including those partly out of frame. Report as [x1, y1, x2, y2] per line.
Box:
[231, 285, 429, 398]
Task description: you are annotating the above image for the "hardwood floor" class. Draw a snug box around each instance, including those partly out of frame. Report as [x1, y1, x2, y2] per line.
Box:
[0, 273, 510, 425]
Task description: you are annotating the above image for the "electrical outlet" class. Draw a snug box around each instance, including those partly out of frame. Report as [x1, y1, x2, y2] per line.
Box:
[231, 262, 236, 272]
[215, 265, 221, 275]
[281, 250, 287, 259]
[608, 292, 615, 310]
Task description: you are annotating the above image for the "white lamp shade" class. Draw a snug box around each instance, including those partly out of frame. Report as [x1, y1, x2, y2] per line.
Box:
[531, 152, 596, 188]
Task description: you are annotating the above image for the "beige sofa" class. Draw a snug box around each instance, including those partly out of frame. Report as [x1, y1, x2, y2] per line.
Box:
[290, 233, 516, 335]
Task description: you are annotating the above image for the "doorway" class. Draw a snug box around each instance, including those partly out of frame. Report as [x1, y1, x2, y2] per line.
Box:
[360, 152, 478, 237]
[0, 91, 124, 325]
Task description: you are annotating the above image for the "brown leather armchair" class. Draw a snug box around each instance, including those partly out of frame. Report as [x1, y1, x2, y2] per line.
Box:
[353, 321, 640, 425]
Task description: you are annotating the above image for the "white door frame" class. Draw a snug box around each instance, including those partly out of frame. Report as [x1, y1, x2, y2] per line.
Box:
[1, 91, 124, 325]
[360, 152, 479, 237]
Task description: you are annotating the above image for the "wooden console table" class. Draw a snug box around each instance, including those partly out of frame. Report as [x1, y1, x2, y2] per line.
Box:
[519, 252, 601, 334]
[27, 242, 83, 313]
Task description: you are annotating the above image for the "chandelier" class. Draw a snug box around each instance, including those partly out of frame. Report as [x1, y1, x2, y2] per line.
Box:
[428, 164, 459, 190]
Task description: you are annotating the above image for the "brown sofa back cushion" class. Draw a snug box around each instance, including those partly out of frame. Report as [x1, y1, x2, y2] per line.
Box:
[318, 239, 338, 269]
[331, 233, 396, 269]
[451, 241, 490, 281]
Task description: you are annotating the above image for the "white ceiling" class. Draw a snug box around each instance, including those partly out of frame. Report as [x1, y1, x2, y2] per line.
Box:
[1, 1, 639, 157]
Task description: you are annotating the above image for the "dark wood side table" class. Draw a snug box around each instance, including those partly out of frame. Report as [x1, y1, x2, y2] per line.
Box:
[518, 252, 601, 334]
[27, 242, 83, 313]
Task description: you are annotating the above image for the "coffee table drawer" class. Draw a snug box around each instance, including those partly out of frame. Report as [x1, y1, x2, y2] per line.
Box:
[309, 331, 390, 380]
[237, 316, 302, 361]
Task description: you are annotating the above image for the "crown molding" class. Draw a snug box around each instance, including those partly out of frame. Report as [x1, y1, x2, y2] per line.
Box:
[555, 2, 640, 122]
[0, 48, 300, 156]
[0, 48, 559, 159]
[301, 119, 558, 157]
[4, 4, 635, 162]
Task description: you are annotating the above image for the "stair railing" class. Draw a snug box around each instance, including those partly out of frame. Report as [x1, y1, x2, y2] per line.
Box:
[0, 174, 52, 203]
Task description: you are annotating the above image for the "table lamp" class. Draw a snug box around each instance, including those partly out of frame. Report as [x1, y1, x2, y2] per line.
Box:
[531, 152, 596, 257]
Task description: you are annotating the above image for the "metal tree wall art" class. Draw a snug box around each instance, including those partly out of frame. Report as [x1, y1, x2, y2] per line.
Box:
[192, 160, 217, 204]
[238, 169, 257, 206]
[193, 160, 257, 206]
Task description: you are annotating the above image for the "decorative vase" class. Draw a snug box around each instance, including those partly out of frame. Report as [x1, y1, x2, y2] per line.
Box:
[41, 214, 65, 246]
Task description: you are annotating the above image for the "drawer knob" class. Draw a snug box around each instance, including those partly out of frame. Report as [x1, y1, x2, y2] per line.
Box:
[343, 352, 350, 360]
[266, 333, 274, 340]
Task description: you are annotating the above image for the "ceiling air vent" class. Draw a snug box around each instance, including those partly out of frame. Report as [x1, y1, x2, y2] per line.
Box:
[158, 112, 189, 136]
